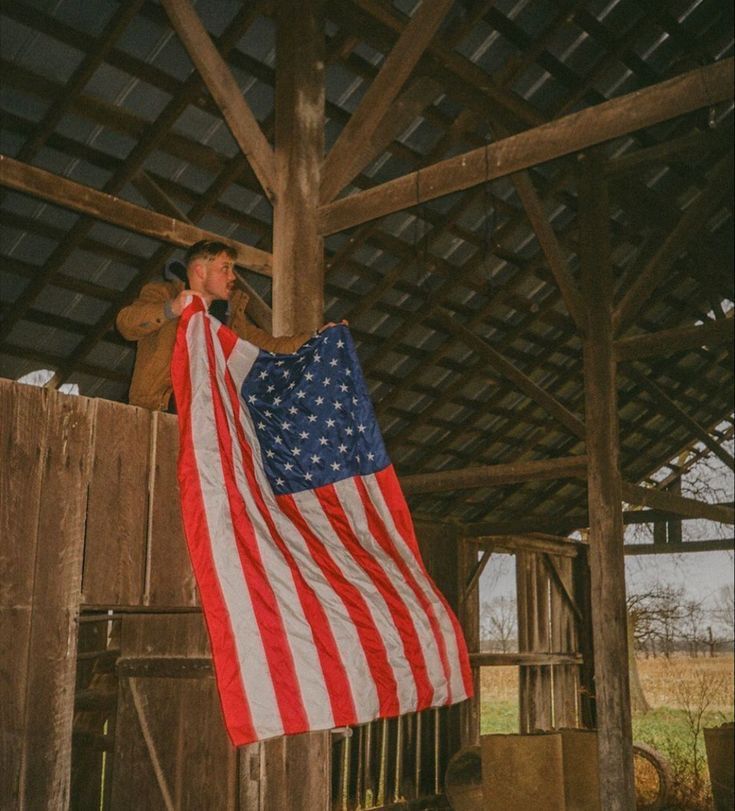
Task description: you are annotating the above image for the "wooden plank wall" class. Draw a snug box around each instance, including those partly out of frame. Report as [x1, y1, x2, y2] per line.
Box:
[1, 380, 96, 809]
[1, 380, 469, 810]
[516, 551, 581, 732]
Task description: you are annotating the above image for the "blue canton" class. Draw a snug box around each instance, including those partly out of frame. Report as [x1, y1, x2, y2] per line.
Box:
[242, 325, 389, 495]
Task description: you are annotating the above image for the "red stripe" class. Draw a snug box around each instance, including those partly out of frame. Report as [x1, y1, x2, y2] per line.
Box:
[171, 316, 256, 746]
[278, 492, 400, 717]
[202, 320, 310, 734]
[317, 483, 434, 709]
[354, 476, 454, 706]
[374, 467, 474, 697]
[218, 335, 359, 728]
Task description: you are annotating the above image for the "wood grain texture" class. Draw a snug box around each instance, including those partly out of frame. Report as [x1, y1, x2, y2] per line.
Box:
[272, 0, 326, 335]
[111, 614, 236, 810]
[145, 413, 197, 607]
[18, 389, 96, 810]
[579, 151, 636, 809]
[84, 399, 151, 605]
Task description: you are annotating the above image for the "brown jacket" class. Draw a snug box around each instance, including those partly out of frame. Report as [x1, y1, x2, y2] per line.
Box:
[116, 280, 310, 410]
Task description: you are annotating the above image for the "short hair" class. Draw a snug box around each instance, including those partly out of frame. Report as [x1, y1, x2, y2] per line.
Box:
[184, 240, 237, 267]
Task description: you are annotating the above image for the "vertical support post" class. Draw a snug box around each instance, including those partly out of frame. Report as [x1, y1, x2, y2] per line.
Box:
[273, 0, 325, 335]
[579, 151, 636, 809]
[457, 539, 480, 747]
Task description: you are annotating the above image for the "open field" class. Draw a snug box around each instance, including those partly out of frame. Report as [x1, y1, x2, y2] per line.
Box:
[480, 656, 734, 809]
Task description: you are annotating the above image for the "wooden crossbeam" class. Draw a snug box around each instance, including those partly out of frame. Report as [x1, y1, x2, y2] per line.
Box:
[318, 59, 733, 234]
[400, 456, 588, 495]
[613, 155, 734, 333]
[469, 652, 582, 667]
[614, 316, 735, 361]
[160, 0, 276, 201]
[505, 164, 587, 333]
[624, 538, 735, 555]
[0, 155, 272, 275]
[621, 482, 735, 524]
[320, 0, 452, 203]
[434, 309, 587, 439]
[472, 534, 585, 559]
[623, 366, 735, 470]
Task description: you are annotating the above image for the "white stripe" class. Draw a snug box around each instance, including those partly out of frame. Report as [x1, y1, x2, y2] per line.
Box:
[210, 331, 335, 731]
[334, 477, 448, 706]
[291, 486, 420, 715]
[187, 313, 283, 739]
[362, 473, 469, 703]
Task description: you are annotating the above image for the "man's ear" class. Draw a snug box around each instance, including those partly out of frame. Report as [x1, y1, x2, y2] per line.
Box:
[188, 260, 204, 286]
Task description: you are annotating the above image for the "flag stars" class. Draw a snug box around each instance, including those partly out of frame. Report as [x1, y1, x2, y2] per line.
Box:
[258, 371, 269, 380]
[291, 447, 301, 457]
[326, 418, 336, 428]
[330, 461, 341, 471]
[319, 436, 329, 446]
[307, 414, 317, 423]
[276, 477, 284, 487]
[336, 339, 344, 348]
[288, 405, 298, 415]
[274, 436, 283, 445]
[273, 396, 282, 405]
[299, 430, 309, 440]
[305, 372, 314, 382]
[248, 394, 257, 404]
[296, 390, 306, 399]
[310, 454, 321, 464]
[333, 401, 343, 411]
[322, 377, 331, 387]
[284, 462, 294, 472]
[338, 443, 348, 453]
[339, 383, 349, 392]
[357, 423, 366, 433]
[315, 396, 324, 406]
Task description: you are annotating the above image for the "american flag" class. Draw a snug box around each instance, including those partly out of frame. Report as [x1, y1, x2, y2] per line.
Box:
[172, 299, 472, 746]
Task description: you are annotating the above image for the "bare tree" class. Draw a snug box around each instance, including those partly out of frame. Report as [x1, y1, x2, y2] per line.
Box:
[481, 596, 517, 653]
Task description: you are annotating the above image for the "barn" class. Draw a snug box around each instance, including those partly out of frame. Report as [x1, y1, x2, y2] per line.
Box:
[1, 1, 733, 809]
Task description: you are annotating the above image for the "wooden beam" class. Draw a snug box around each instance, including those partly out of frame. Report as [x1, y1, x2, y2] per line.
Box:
[0, 155, 273, 275]
[542, 553, 583, 624]
[579, 149, 636, 809]
[507, 165, 587, 333]
[320, 0, 452, 203]
[469, 652, 582, 667]
[434, 309, 587, 439]
[318, 59, 734, 234]
[624, 538, 735, 555]
[473, 534, 585, 559]
[159, 0, 276, 201]
[623, 366, 735, 470]
[615, 316, 735, 361]
[613, 155, 734, 333]
[621, 482, 735, 524]
[606, 126, 729, 176]
[272, 0, 325, 334]
[400, 455, 588, 495]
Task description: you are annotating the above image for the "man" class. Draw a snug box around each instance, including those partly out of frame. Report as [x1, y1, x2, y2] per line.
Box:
[117, 240, 312, 411]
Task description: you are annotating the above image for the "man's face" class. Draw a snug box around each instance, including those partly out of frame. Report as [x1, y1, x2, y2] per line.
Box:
[194, 251, 236, 301]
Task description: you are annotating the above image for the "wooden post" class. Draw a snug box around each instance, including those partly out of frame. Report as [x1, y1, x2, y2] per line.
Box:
[457, 538, 480, 747]
[238, 6, 330, 809]
[579, 151, 636, 809]
[272, 0, 325, 335]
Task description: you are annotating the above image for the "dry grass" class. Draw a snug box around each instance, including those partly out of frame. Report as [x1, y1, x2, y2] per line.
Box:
[635, 654, 734, 712]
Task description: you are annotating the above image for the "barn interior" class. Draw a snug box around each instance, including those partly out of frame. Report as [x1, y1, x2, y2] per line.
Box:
[1, 0, 733, 808]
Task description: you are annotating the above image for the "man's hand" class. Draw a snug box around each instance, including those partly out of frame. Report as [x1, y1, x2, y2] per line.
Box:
[316, 319, 349, 334]
[170, 289, 205, 317]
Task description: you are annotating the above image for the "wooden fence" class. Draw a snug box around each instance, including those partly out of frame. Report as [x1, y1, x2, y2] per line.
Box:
[0, 379, 463, 810]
